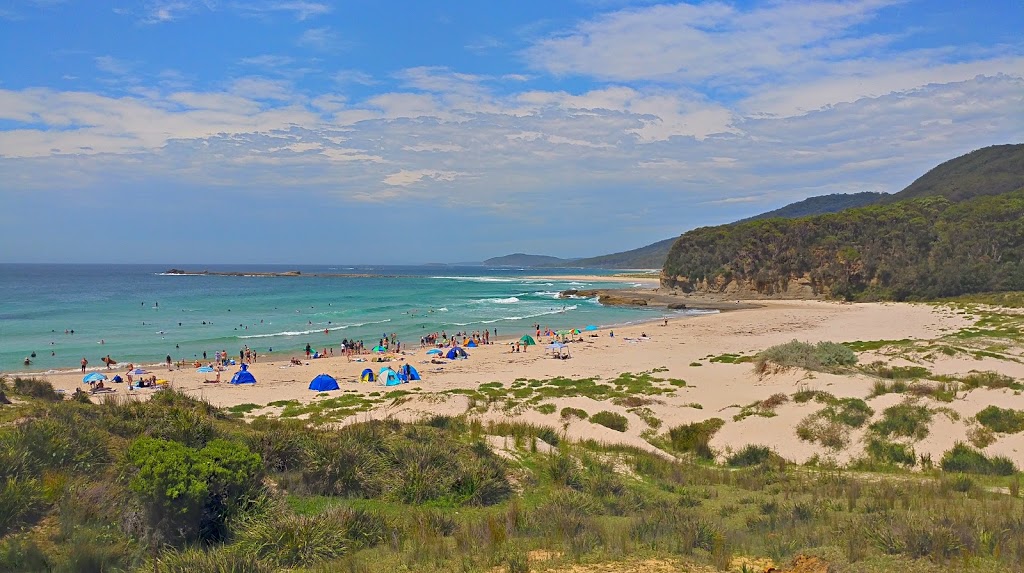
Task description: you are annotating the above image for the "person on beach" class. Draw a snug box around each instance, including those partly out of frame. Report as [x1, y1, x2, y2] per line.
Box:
[166, 355, 172, 368]
[81, 357, 88, 372]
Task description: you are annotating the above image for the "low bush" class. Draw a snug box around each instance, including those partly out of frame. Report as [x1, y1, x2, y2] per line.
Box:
[236, 506, 387, 568]
[795, 416, 848, 450]
[666, 418, 725, 460]
[726, 445, 776, 467]
[754, 340, 856, 375]
[124, 436, 264, 544]
[154, 546, 275, 573]
[861, 362, 931, 380]
[869, 402, 932, 440]
[10, 377, 62, 402]
[959, 371, 1020, 390]
[590, 411, 628, 432]
[940, 442, 1017, 476]
[560, 406, 589, 420]
[865, 438, 916, 467]
[975, 406, 1024, 434]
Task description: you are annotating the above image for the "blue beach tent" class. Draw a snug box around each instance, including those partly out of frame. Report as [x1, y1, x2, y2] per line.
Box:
[309, 373, 339, 391]
[398, 364, 421, 381]
[379, 367, 402, 386]
[360, 368, 375, 382]
[446, 347, 469, 360]
[466, 340, 477, 348]
[230, 364, 256, 385]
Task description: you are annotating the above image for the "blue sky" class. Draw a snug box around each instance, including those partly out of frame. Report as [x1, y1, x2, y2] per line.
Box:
[1, 0, 1021, 264]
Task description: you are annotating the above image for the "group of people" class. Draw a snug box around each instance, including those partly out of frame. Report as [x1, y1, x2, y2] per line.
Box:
[420, 329, 494, 348]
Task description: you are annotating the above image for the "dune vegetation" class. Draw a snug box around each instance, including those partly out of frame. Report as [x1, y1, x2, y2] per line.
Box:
[1, 374, 1023, 573]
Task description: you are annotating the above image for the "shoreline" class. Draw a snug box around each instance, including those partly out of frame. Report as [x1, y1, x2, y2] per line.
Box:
[28, 298, 1024, 469]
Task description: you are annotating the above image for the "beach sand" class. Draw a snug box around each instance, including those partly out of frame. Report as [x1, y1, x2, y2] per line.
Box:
[37, 294, 1024, 467]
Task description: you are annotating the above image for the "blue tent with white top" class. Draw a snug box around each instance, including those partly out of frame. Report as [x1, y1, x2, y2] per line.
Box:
[379, 367, 402, 386]
[446, 347, 469, 360]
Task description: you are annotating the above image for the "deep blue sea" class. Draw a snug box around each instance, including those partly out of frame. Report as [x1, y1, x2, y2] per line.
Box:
[0, 264, 711, 373]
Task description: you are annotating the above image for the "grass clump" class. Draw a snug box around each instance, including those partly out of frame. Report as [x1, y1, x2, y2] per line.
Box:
[665, 418, 725, 460]
[725, 445, 778, 467]
[959, 371, 1021, 391]
[590, 411, 628, 432]
[974, 406, 1024, 434]
[754, 340, 856, 375]
[865, 438, 917, 467]
[560, 407, 588, 421]
[5, 377, 63, 402]
[861, 362, 931, 380]
[733, 393, 789, 421]
[869, 402, 933, 441]
[940, 443, 1017, 476]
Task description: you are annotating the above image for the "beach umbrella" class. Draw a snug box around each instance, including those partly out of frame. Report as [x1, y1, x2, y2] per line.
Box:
[556, 329, 571, 336]
[196, 366, 214, 373]
[130, 368, 148, 375]
[585, 325, 598, 331]
[371, 345, 387, 352]
[546, 342, 566, 350]
[83, 372, 106, 383]
[426, 349, 442, 355]
[519, 335, 536, 345]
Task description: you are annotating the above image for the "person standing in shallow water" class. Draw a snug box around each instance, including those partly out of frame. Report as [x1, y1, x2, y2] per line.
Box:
[80, 357, 88, 372]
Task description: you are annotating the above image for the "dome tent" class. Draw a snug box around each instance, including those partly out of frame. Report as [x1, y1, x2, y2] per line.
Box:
[230, 363, 256, 385]
[309, 373, 339, 391]
[446, 347, 469, 360]
[360, 368, 375, 382]
[379, 367, 402, 386]
[398, 363, 421, 381]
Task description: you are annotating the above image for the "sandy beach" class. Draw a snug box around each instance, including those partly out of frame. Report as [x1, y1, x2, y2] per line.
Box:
[36, 293, 1024, 468]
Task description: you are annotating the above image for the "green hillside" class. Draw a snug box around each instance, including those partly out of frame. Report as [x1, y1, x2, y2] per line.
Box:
[662, 144, 1024, 300]
[887, 144, 1024, 203]
[736, 192, 887, 223]
[569, 237, 678, 269]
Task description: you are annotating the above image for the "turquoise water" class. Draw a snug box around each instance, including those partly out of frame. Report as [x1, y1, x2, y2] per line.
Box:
[0, 264, 709, 374]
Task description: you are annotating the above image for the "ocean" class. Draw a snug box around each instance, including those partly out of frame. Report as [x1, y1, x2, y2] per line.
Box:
[0, 264, 713, 374]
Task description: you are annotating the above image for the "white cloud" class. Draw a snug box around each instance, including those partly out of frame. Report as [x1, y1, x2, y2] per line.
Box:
[297, 27, 340, 51]
[383, 169, 463, 187]
[333, 69, 377, 86]
[95, 55, 133, 76]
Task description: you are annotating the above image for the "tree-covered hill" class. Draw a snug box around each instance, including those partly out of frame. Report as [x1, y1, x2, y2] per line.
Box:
[662, 189, 1024, 300]
[886, 144, 1024, 203]
[736, 192, 887, 223]
[661, 144, 1024, 300]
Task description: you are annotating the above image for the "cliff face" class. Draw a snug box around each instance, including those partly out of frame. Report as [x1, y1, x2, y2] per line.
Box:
[660, 271, 828, 299]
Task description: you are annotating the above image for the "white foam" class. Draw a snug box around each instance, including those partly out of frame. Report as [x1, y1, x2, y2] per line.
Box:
[237, 318, 391, 339]
[474, 297, 520, 304]
[430, 276, 513, 283]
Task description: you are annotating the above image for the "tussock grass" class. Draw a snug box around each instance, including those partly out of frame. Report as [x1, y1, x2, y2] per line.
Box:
[754, 340, 857, 375]
[590, 411, 629, 432]
[975, 406, 1024, 434]
[940, 443, 1017, 476]
[870, 402, 933, 441]
[664, 418, 725, 460]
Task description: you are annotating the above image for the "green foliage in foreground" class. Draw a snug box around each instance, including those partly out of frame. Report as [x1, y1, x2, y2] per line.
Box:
[940, 443, 1018, 476]
[2, 377, 1024, 573]
[755, 340, 857, 374]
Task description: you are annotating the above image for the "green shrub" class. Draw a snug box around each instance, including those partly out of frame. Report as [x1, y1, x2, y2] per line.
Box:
[869, 379, 909, 397]
[862, 362, 931, 380]
[940, 443, 1018, 476]
[975, 406, 1024, 433]
[795, 416, 848, 450]
[10, 377, 62, 401]
[560, 407, 588, 420]
[666, 418, 725, 460]
[590, 411, 628, 432]
[865, 438, 916, 467]
[124, 436, 263, 544]
[869, 403, 932, 440]
[0, 409, 110, 480]
[536, 403, 557, 415]
[725, 445, 776, 467]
